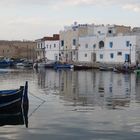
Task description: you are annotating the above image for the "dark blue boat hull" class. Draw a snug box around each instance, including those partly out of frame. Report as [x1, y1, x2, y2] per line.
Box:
[0, 82, 28, 114]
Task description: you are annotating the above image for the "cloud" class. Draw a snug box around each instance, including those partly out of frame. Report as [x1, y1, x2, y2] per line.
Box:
[0, 0, 138, 6]
[123, 4, 140, 12]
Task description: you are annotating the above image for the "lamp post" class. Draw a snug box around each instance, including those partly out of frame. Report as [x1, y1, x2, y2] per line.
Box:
[129, 43, 132, 65]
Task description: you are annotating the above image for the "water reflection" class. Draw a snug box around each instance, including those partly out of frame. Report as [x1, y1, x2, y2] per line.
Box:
[36, 69, 138, 110]
[0, 103, 28, 128]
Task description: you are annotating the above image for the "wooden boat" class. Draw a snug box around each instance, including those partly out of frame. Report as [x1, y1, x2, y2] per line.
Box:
[73, 64, 92, 70]
[33, 60, 55, 69]
[16, 61, 33, 68]
[54, 62, 74, 69]
[0, 102, 29, 127]
[0, 60, 10, 68]
[99, 66, 114, 71]
[134, 69, 140, 75]
[114, 66, 135, 73]
[0, 81, 29, 114]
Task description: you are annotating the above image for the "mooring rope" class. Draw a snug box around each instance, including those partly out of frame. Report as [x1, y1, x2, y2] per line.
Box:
[28, 100, 45, 118]
[29, 91, 46, 102]
[28, 91, 46, 118]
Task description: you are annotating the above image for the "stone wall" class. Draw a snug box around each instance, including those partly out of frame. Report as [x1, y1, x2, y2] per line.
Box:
[0, 40, 37, 61]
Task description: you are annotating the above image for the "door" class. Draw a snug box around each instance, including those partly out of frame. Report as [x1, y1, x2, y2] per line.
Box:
[125, 54, 130, 62]
[91, 52, 96, 62]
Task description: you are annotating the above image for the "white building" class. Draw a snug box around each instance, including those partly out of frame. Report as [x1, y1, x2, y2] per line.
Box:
[36, 34, 60, 61]
[60, 23, 131, 63]
[78, 35, 140, 64]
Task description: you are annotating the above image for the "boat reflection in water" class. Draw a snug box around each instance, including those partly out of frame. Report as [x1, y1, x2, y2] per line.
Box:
[0, 103, 29, 128]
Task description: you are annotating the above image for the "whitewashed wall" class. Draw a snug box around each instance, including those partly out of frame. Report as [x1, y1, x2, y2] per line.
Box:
[79, 35, 138, 64]
[45, 40, 60, 61]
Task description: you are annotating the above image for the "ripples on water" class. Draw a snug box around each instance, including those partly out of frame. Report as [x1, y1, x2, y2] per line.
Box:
[0, 68, 140, 140]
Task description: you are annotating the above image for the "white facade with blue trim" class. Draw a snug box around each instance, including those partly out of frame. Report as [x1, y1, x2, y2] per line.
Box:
[78, 35, 140, 64]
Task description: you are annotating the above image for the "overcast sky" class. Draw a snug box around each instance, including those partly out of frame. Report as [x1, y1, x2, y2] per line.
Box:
[0, 0, 140, 40]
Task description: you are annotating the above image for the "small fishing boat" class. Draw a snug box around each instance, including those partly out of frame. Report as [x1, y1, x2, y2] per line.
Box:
[33, 60, 55, 69]
[0, 102, 28, 127]
[0, 60, 10, 68]
[54, 62, 74, 69]
[99, 65, 114, 71]
[114, 66, 135, 73]
[0, 81, 28, 114]
[73, 64, 92, 70]
[134, 69, 140, 75]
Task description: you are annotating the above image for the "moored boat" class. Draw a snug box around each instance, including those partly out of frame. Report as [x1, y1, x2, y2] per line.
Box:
[0, 60, 10, 68]
[73, 64, 93, 70]
[0, 81, 29, 114]
[114, 66, 135, 73]
[53, 62, 74, 69]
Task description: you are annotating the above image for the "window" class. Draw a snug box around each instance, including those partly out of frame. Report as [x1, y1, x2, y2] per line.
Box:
[54, 44, 56, 48]
[110, 53, 114, 59]
[73, 39, 76, 46]
[117, 52, 122, 56]
[85, 53, 87, 57]
[61, 40, 64, 46]
[100, 54, 103, 59]
[85, 44, 88, 48]
[108, 30, 112, 34]
[99, 41, 104, 49]
[109, 42, 113, 48]
[93, 44, 96, 48]
[126, 41, 130, 47]
[125, 54, 129, 62]
[50, 45, 51, 49]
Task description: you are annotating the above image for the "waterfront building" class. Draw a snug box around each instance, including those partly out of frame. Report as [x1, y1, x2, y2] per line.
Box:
[78, 34, 140, 64]
[36, 34, 59, 61]
[60, 23, 131, 63]
[59, 22, 95, 62]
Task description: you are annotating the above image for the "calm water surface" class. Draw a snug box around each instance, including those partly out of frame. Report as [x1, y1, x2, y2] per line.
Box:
[0, 68, 140, 140]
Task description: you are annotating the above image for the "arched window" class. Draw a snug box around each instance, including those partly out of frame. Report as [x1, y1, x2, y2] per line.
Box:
[99, 41, 104, 49]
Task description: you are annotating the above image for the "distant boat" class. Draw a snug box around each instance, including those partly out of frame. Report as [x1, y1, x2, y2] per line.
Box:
[16, 61, 33, 68]
[33, 60, 55, 69]
[73, 64, 93, 70]
[0, 60, 10, 68]
[99, 65, 114, 71]
[53, 62, 74, 69]
[134, 69, 140, 75]
[114, 66, 134, 73]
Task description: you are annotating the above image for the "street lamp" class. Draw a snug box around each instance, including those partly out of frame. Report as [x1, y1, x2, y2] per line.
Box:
[129, 43, 132, 65]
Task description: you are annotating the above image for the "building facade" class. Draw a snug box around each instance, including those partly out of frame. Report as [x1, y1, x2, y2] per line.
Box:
[60, 23, 131, 63]
[36, 34, 60, 61]
[59, 23, 96, 62]
[78, 35, 140, 64]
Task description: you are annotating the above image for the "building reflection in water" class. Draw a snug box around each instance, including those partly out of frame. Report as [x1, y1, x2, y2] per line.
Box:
[135, 76, 140, 102]
[36, 69, 138, 110]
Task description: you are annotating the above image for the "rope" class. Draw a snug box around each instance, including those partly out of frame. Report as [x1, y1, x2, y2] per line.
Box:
[28, 100, 45, 118]
[28, 91, 46, 118]
[29, 91, 46, 102]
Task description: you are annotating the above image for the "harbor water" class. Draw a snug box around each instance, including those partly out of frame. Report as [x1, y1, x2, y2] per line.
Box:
[0, 68, 140, 140]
